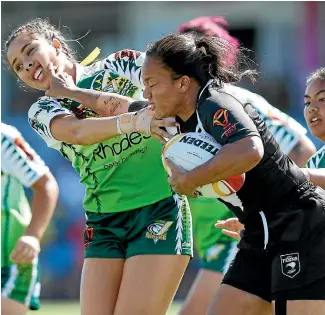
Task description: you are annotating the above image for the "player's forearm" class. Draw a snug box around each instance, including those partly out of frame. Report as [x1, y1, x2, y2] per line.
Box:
[302, 168, 325, 190]
[24, 173, 59, 240]
[64, 87, 132, 116]
[51, 108, 154, 146]
[72, 114, 135, 145]
[288, 137, 316, 167]
[186, 136, 263, 187]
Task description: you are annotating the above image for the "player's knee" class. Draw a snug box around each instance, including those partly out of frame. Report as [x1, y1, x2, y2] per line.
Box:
[207, 285, 271, 315]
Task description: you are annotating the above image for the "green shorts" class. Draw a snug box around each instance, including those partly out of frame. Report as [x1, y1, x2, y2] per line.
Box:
[189, 197, 238, 273]
[200, 241, 238, 273]
[1, 258, 40, 310]
[84, 195, 193, 259]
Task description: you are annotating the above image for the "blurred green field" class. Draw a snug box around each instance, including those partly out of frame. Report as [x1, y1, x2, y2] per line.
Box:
[28, 301, 182, 315]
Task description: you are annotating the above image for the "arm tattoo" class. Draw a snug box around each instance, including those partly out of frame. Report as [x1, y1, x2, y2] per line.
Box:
[104, 96, 123, 116]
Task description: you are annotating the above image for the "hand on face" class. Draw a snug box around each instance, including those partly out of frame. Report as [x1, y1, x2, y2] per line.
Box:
[45, 62, 76, 98]
[131, 107, 178, 144]
[150, 114, 179, 144]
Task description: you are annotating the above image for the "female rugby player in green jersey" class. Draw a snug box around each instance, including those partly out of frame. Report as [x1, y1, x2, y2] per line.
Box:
[5, 18, 193, 315]
[1, 123, 59, 315]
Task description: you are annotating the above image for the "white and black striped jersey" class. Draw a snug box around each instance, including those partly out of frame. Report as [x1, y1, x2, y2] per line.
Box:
[176, 81, 307, 223]
[1, 123, 49, 215]
[1, 123, 48, 188]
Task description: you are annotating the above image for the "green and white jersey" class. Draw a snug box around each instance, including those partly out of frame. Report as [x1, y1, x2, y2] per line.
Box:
[306, 146, 325, 169]
[28, 50, 172, 214]
[1, 123, 48, 266]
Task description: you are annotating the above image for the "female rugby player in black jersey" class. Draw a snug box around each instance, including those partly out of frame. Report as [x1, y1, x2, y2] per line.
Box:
[141, 33, 325, 315]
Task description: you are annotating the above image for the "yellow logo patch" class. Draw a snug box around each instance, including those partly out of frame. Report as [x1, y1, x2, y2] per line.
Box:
[145, 220, 174, 243]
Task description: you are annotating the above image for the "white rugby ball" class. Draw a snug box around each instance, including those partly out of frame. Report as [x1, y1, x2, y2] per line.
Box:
[162, 132, 245, 198]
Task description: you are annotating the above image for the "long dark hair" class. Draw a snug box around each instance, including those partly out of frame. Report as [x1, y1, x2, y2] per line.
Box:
[4, 18, 79, 66]
[146, 32, 257, 86]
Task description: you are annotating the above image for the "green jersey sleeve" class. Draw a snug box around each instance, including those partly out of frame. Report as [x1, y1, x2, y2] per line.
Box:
[28, 96, 70, 149]
[306, 146, 325, 169]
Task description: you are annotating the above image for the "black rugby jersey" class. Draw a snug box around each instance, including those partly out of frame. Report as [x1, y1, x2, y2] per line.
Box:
[176, 81, 307, 223]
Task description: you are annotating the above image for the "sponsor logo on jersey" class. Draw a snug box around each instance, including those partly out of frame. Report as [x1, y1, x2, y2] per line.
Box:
[92, 132, 151, 161]
[145, 220, 174, 244]
[213, 109, 237, 138]
[179, 135, 219, 155]
[280, 253, 301, 278]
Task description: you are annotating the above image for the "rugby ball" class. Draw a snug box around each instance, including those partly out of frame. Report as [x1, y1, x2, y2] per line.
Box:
[162, 132, 245, 198]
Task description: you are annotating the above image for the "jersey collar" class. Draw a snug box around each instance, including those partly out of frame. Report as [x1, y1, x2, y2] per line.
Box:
[198, 79, 214, 100]
[75, 63, 86, 85]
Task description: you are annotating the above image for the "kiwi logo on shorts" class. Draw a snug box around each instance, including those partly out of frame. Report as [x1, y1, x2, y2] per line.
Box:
[280, 253, 301, 278]
[145, 220, 174, 244]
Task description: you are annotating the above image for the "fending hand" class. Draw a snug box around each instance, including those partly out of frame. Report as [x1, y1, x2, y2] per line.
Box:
[45, 62, 77, 99]
[214, 217, 244, 241]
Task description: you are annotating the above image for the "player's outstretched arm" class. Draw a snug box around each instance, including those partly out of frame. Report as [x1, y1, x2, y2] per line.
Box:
[4, 131, 59, 264]
[11, 172, 59, 264]
[45, 62, 133, 117]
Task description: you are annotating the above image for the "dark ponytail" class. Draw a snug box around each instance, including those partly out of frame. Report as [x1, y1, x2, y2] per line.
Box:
[146, 32, 257, 86]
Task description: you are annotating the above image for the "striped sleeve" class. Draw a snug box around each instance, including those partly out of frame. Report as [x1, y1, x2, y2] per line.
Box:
[1, 124, 49, 188]
[28, 96, 71, 150]
[247, 92, 306, 155]
[306, 146, 325, 169]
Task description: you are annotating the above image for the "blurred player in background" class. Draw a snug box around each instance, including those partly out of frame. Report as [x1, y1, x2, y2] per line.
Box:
[304, 68, 325, 170]
[1, 123, 59, 315]
[5, 19, 192, 315]
[176, 16, 316, 315]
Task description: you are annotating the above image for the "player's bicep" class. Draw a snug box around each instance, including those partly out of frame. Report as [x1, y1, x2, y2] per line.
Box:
[202, 96, 260, 146]
[28, 97, 77, 148]
[49, 114, 81, 144]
